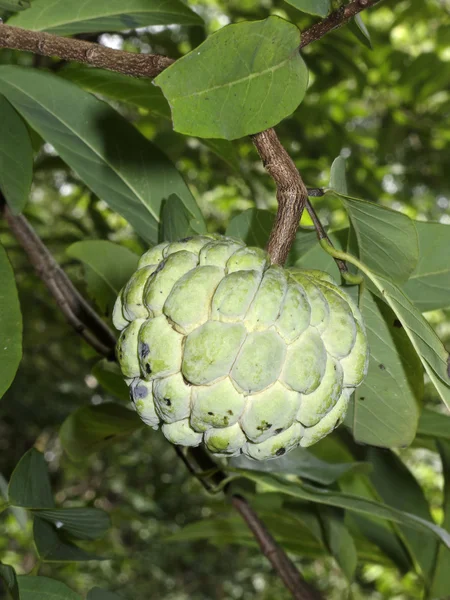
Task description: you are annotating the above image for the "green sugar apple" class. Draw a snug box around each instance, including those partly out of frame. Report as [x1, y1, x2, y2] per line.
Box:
[113, 234, 369, 460]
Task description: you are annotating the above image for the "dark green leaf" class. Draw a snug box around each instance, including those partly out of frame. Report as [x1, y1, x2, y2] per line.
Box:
[338, 193, 419, 283]
[33, 517, 101, 562]
[0, 243, 22, 400]
[66, 241, 139, 316]
[329, 156, 348, 195]
[0, 473, 28, 529]
[155, 17, 308, 140]
[352, 290, 422, 447]
[17, 575, 81, 600]
[0, 0, 29, 10]
[232, 470, 450, 548]
[226, 208, 274, 248]
[0, 66, 204, 245]
[59, 403, 143, 461]
[161, 194, 206, 242]
[403, 221, 450, 311]
[230, 448, 371, 485]
[0, 562, 19, 600]
[0, 95, 33, 214]
[430, 441, 450, 597]
[284, 0, 330, 17]
[92, 359, 130, 403]
[417, 408, 450, 441]
[347, 14, 372, 50]
[8, 0, 202, 34]
[33, 507, 110, 540]
[319, 509, 357, 581]
[87, 588, 123, 600]
[8, 448, 54, 509]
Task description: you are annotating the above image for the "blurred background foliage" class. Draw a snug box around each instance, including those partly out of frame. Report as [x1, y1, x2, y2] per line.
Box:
[1, 0, 449, 598]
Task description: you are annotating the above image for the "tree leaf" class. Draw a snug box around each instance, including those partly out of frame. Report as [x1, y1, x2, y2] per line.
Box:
[8, 448, 54, 509]
[329, 156, 348, 195]
[366, 448, 437, 581]
[430, 441, 450, 598]
[0, 95, 33, 214]
[87, 589, 123, 600]
[0, 0, 29, 10]
[230, 448, 371, 485]
[290, 227, 348, 280]
[8, 0, 202, 35]
[226, 208, 275, 247]
[0, 243, 22, 400]
[155, 17, 308, 140]
[319, 509, 357, 581]
[92, 359, 130, 403]
[33, 518, 100, 562]
[33, 507, 111, 540]
[0, 562, 19, 600]
[160, 194, 206, 242]
[59, 403, 143, 462]
[417, 408, 450, 441]
[284, 0, 330, 17]
[0, 66, 204, 245]
[60, 67, 241, 172]
[337, 193, 419, 283]
[347, 14, 373, 50]
[231, 470, 450, 548]
[66, 240, 139, 316]
[402, 221, 450, 312]
[352, 290, 422, 447]
[17, 575, 81, 600]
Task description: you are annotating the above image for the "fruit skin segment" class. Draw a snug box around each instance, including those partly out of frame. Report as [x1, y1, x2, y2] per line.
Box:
[114, 235, 369, 460]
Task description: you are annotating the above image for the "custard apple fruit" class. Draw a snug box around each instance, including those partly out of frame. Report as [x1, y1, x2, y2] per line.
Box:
[113, 234, 369, 460]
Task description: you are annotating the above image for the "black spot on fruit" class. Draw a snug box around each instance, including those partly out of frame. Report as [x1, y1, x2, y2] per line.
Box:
[227, 410, 233, 416]
[276, 448, 286, 456]
[379, 364, 386, 371]
[180, 236, 194, 243]
[164, 398, 171, 406]
[393, 319, 402, 328]
[359, 396, 365, 401]
[140, 342, 150, 359]
[208, 411, 214, 416]
[145, 364, 152, 375]
[274, 428, 283, 435]
[133, 385, 148, 400]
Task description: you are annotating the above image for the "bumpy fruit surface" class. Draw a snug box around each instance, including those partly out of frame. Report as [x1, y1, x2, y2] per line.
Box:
[114, 235, 369, 460]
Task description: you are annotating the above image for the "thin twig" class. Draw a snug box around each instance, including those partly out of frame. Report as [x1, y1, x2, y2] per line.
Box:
[0, 24, 174, 77]
[1, 201, 116, 357]
[300, 0, 382, 48]
[306, 199, 348, 274]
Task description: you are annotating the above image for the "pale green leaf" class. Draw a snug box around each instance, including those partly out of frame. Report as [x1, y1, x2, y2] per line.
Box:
[59, 403, 143, 461]
[353, 290, 422, 447]
[8, 448, 54, 509]
[8, 0, 202, 35]
[403, 221, 450, 311]
[329, 156, 348, 195]
[0, 95, 33, 214]
[155, 17, 308, 140]
[0, 66, 204, 245]
[417, 408, 450, 441]
[17, 575, 81, 600]
[226, 208, 274, 248]
[66, 240, 139, 316]
[284, 0, 330, 17]
[0, 243, 22, 400]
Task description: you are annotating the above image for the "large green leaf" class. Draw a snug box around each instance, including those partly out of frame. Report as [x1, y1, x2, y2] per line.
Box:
[59, 403, 143, 461]
[155, 17, 308, 140]
[33, 507, 110, 540]
[0, 95, 33, 214]
[226, 208, 274, 248]
[8, 448, 54, 509]
[319, 509, 357, 581]
[232, 471, 450, 548]
[8, 0, 202, 34]
[0, 66, 204, 245]
[160, 194, 206, 242]
[0, 562, 19, 600]
[417, 408, 450, 441]
[33, 518, 100, 562]
[352, 290, 422, 447]
[66, 240, 139, 316]
[17, 576, 81, 600]
[60, 67, 241, 172]
[284, 0, 330, 17]
[430, 441, 450, 598]
[403, 221, 450, 312]
[0, 243, 22, 400]
[338, 193, 419, 283]
[366, 449, 437, 581]
[0, 0, 29, 10]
